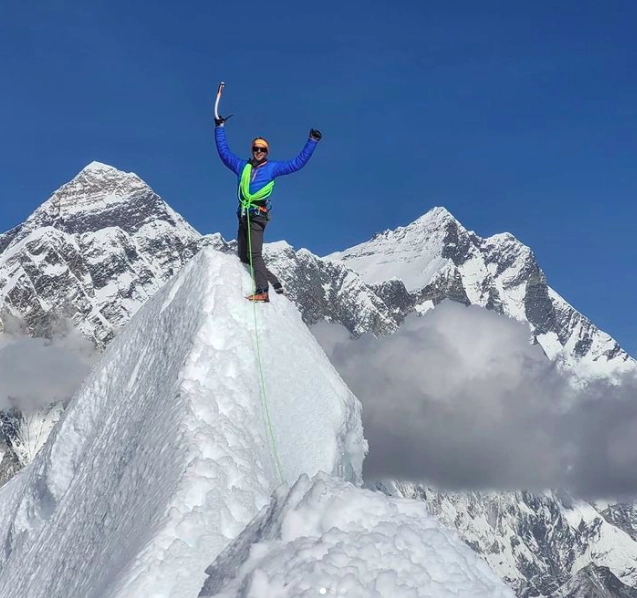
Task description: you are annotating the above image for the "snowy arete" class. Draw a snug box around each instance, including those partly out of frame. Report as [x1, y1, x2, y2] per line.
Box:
[0, 248, 513, 598]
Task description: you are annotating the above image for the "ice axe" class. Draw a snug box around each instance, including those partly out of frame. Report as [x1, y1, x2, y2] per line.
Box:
[214, 81, 233, 125]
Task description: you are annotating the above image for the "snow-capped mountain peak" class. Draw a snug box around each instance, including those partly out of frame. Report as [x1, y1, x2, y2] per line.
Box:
[34, 162, 165, 232]
[326, 206, 465, 292]
[45, 161, 146, 212]
[412, 204, 457, 228]
[1, 161, 196, 249]
[0, 162, 201, 346]
[327, 206, 635, 380]
[2, 163, 637, 597]
[368, 205, 461, 247]
[81, 160, 124, 174]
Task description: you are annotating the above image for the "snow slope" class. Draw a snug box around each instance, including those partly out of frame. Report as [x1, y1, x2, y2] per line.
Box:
[199, 473, 515, 598]
[0, 248, 365, 598]
[0, 246, 515, 598]
[326, 207, 455, 292]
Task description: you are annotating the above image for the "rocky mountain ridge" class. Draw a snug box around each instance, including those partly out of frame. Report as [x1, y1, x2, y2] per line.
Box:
[1, 162, 636, 598]
[327, 206, 635, 380]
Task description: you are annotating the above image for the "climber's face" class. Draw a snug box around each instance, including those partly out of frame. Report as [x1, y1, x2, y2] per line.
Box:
[252, 146, 268, 159]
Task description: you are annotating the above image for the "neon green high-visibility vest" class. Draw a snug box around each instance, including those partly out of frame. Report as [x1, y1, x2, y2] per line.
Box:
[239, 163, 275, 210]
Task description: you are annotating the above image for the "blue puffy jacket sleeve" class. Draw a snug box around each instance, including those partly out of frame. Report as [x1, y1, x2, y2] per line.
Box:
[215, 126, 244, 175]
[270, 138, 318, 177]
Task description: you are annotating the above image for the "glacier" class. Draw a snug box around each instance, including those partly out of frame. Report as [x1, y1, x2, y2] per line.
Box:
[0, 247, 513, 597]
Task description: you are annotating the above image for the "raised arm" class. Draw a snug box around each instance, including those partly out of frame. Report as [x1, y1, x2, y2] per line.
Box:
[214, 125, 244, 175]
[271, 129, 322, 177]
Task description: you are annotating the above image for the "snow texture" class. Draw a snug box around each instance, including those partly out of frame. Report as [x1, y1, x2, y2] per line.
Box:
[379, 481, 637, 597]
[3, 163, 635, 597]
[0, 248, 365, 598]
[199, 472, 515, 598]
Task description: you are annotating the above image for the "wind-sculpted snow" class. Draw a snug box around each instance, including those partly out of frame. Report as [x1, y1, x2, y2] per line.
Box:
[3, 162, 637, 597]
[0, 248, 365, 598]
[199, 473, 515, 598]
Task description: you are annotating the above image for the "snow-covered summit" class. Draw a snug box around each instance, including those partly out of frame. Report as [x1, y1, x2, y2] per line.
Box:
[17, 161, 197, 239]
[0, 248, 515, 598]
[2, 163, 636, 596]
[0, 162, 202, 346]
[327, 206, 460, 292]
[81, 160, 123, 173]
[0, 248, 366, 598]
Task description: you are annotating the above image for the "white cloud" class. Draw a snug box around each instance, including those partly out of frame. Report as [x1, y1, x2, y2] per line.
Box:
[313, 301, 637, 499]
[0, 318, 98, 411]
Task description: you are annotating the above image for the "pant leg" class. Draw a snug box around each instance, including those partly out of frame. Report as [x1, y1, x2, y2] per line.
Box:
[247, 216, 280, 291]
[265, 269, 281, 287]
[237, 218, 249, 264]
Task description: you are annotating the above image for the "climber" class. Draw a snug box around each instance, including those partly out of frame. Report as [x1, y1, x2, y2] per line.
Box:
[214, 113, 322, 302]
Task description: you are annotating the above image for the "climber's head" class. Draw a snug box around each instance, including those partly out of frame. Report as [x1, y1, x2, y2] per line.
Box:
[251, 137, 269, 160]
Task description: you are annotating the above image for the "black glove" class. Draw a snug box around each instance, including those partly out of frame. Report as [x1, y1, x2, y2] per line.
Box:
[214, 114, 233, 126]
[309, 128, 322, 141]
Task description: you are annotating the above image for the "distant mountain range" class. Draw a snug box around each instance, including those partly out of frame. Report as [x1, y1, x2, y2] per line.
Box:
[1, 161, 636, 597]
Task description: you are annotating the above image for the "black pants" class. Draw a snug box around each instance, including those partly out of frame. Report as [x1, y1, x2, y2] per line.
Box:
[237, 215, 281, 292]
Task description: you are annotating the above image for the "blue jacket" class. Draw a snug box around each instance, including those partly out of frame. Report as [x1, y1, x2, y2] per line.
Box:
[214, 126, 318, 205]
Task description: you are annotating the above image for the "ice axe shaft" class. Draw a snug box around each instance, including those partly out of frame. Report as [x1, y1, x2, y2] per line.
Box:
[214, 81, 225, 120]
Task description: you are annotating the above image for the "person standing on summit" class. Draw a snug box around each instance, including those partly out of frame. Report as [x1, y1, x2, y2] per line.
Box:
[214, 112, 322, 302]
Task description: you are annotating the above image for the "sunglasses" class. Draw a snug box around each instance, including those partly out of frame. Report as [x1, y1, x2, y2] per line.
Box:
[252, 146, 268, 153]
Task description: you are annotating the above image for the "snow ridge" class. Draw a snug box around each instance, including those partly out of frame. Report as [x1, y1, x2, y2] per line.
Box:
[0, 249, 365, 598]
[2, 163, 637, 597]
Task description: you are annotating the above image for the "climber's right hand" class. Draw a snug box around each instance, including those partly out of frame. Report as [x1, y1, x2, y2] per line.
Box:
[214, 114, 233, 126]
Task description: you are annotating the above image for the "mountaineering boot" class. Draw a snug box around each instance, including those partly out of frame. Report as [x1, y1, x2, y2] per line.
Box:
[273, 282, 284, 295]
[246, 289, 270, 302]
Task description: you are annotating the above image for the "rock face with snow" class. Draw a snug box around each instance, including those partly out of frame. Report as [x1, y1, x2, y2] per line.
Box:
[0, 161, 201, 348]
[0, 249, 367, 598]
[555, 565, 637, 598]
[375, 481, 637, 598]
[326, 207, 636, 380]
[2, 162, 637, 597]
[325, 209, 637, 597]
[265, 242, 399, 337]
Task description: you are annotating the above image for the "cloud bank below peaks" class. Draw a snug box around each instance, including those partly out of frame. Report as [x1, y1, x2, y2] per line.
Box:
[313, 301, 637, 499]
[0, 315, 98, 412]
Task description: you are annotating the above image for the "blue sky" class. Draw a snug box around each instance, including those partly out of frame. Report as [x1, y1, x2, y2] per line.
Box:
[1, 1, 636, 355]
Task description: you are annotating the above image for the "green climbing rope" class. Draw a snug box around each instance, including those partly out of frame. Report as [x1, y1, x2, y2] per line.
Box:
[246, 209, 284, 485]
